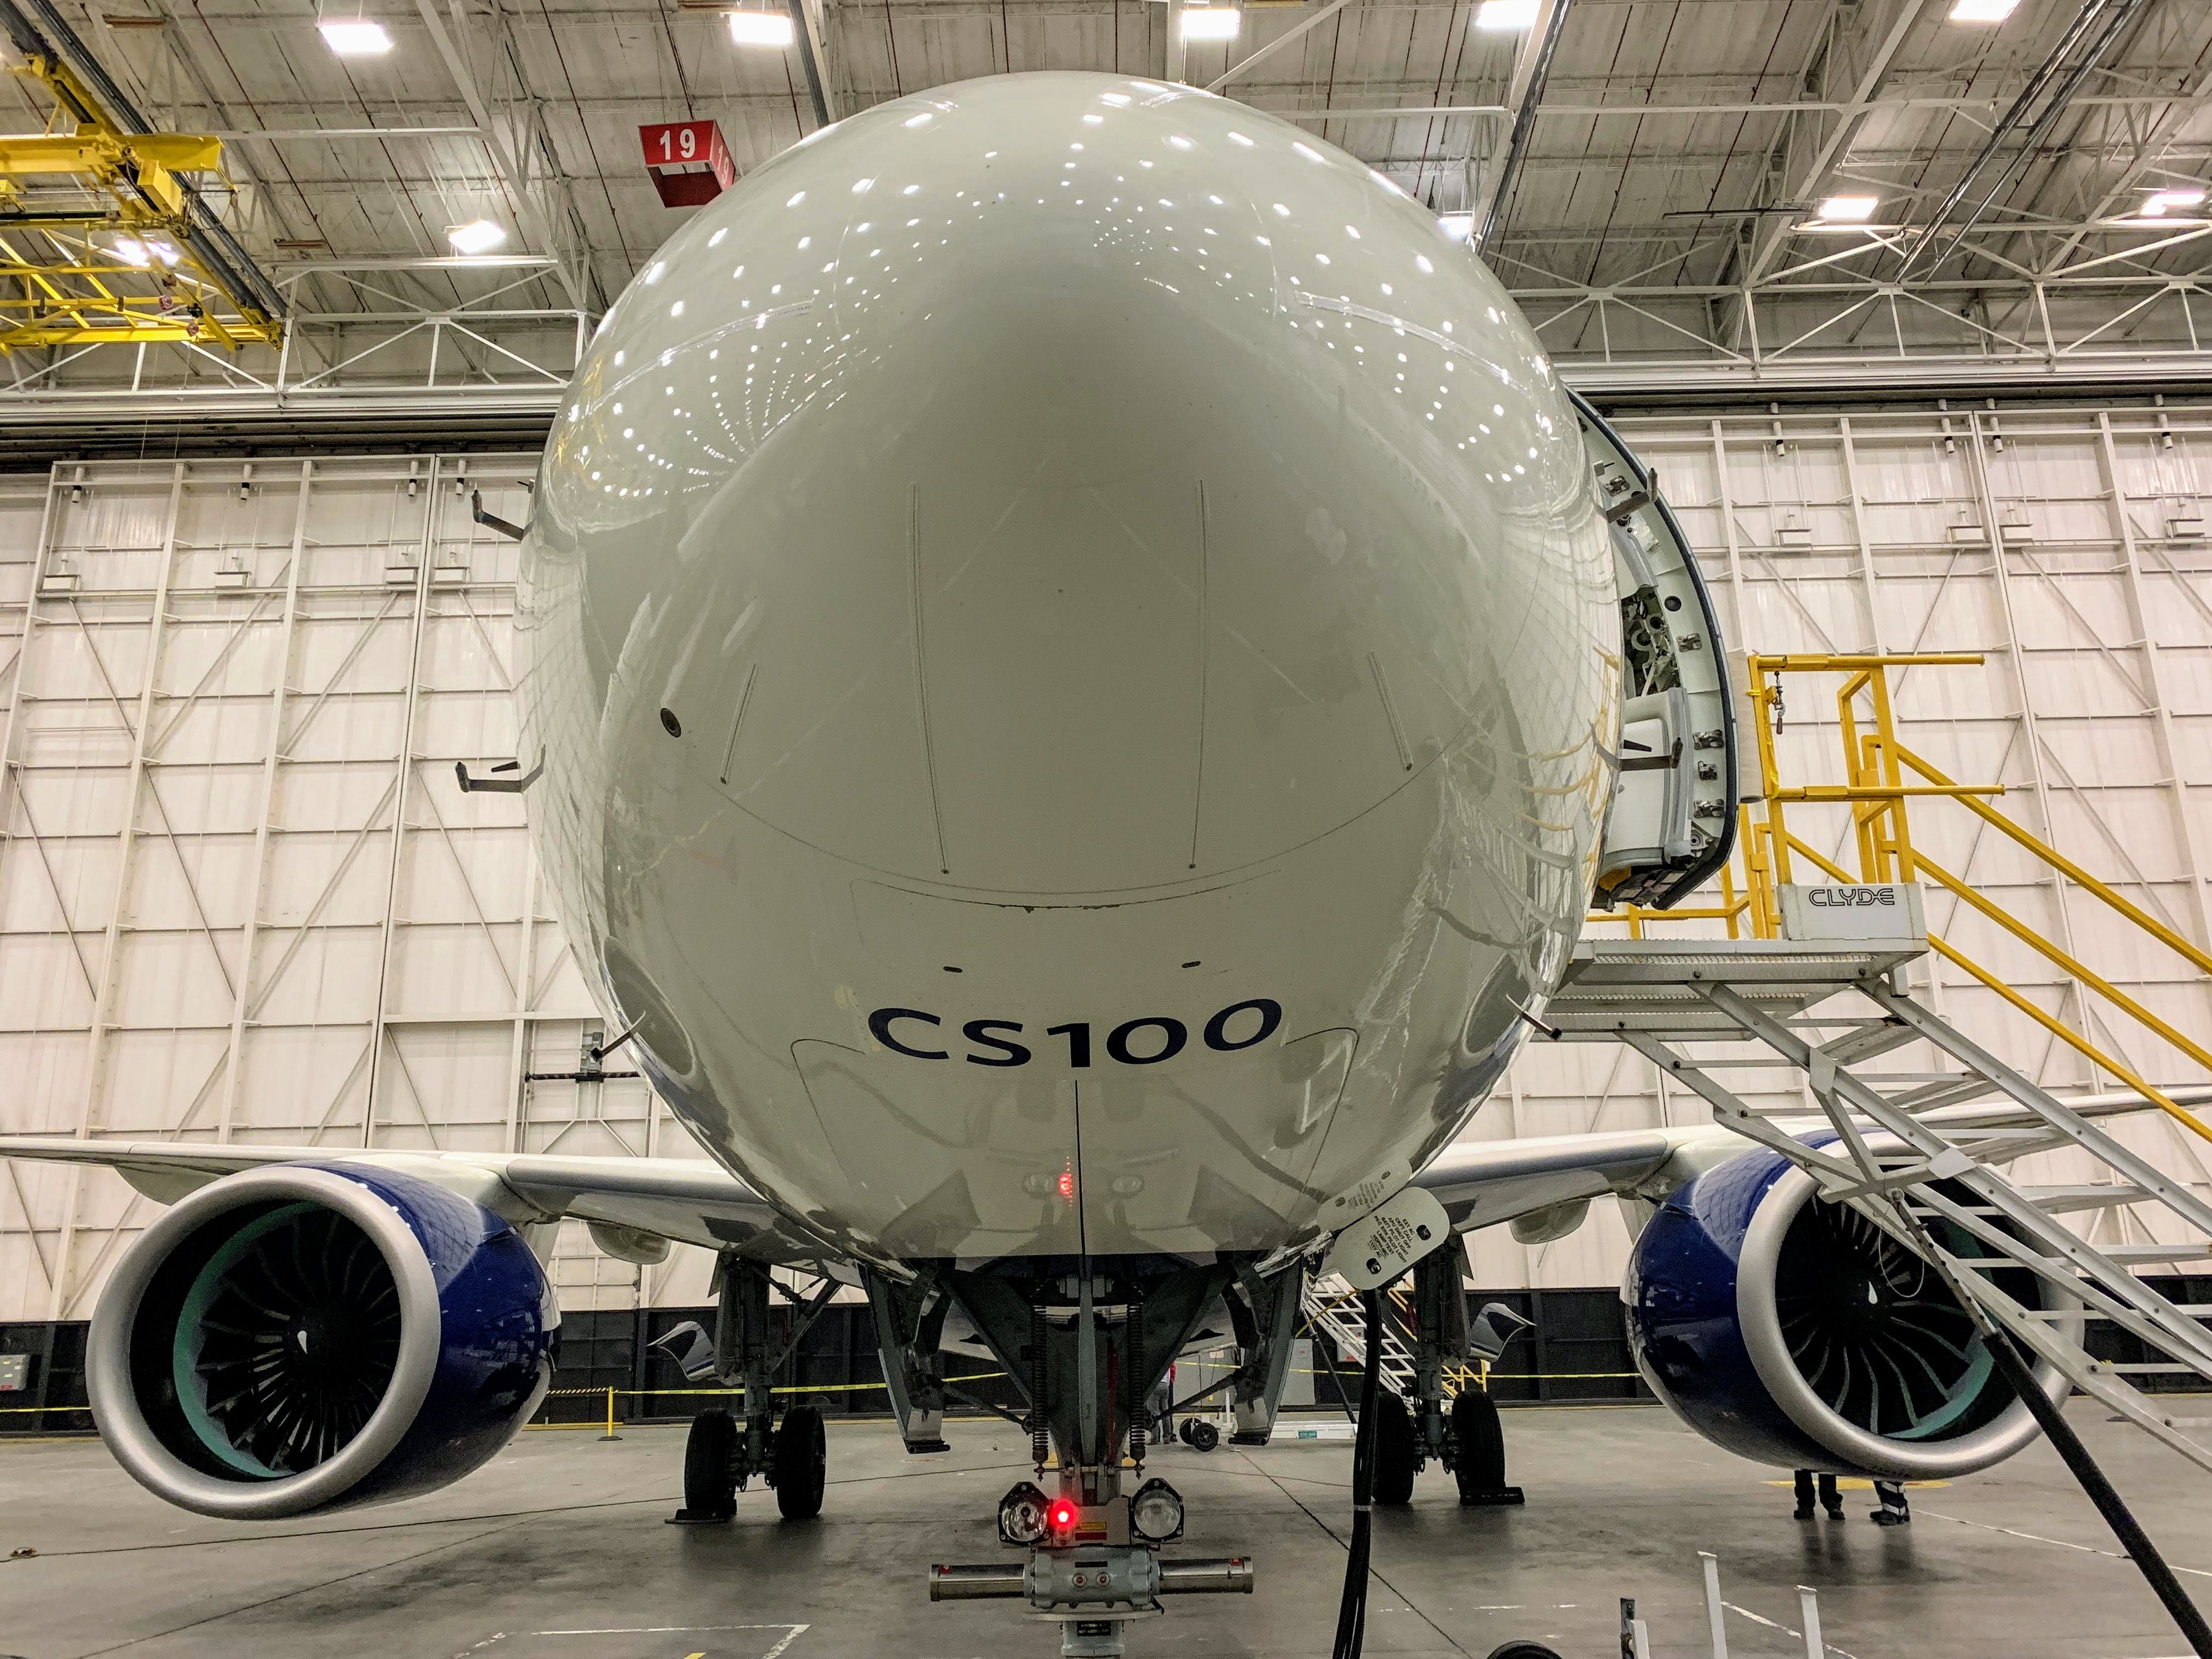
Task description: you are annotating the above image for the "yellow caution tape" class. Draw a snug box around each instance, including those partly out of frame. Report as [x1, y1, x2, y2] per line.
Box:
[536, 1370, 1009, 1403]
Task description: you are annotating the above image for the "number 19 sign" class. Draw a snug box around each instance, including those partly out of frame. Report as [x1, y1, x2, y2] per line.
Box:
[639, 120, 736, 209]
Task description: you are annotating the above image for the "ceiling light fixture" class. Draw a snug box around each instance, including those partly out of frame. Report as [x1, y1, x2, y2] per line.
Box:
[1946, 0, 2019, 20]
[1474, 0, 1537, 31]
[1177, 5, 1240, 41]
[110, 237, 182, 268]
[448, 219, 508, 255]
[317, 18, 393, 54]
[727, 9, 793, 46]
[2142, 187, 2207, 217]
[1818, 194, 1879, 221]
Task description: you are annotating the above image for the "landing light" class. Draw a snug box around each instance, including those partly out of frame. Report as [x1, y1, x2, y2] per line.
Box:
[1130, 1478, 1185, 1544]
[319, 18, 393, 55]
[1178, 5, 1240, 41]
[998, 1481, 1051, 1546]
[727, 9, 794, 46]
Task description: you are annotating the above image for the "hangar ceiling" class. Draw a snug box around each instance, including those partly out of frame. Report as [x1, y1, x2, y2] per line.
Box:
[2, 0, 2211, 427]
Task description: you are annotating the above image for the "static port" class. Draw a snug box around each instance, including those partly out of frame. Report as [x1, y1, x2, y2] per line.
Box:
[659, 707, 683, 737]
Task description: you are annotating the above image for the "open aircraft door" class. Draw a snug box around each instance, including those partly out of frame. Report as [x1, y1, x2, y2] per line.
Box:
[1569, 389, 1740, 911]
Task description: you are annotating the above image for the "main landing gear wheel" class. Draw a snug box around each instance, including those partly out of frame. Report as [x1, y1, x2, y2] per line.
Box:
[773, 1405, 827, 1520]
[679, 1407, 737, 1522]
[1451, 1389, 1525, 1507]
[1178, 1417, 1219, 1452]
[1372, 1391, 1418, 1506]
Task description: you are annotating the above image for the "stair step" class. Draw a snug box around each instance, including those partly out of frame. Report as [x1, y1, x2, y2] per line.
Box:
[2104, 1243, 2212, 1263]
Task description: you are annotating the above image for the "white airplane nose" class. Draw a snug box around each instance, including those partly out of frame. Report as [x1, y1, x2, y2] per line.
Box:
[542, 73, 1593, 900]
[520, 73, 1618, 1263]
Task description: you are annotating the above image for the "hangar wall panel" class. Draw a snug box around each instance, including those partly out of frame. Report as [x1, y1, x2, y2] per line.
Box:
[1473, 402, 2212, 1289]
[1, 400, 2209, 1316]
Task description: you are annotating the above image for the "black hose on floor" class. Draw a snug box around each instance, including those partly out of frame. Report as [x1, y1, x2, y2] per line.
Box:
[1330, 1289, 1384, 1659]
[1979, 1327, 2212, 1659]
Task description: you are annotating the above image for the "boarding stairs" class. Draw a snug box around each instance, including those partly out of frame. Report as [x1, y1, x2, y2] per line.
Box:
[1570, 654, 2212, 1474]
[1300, 1271, 1421, 1401]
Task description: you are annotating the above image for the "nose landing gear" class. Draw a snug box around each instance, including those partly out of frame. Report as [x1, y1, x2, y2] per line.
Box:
[933, 1490, 1255, 1658]
[921, 1259, 1257, 1657]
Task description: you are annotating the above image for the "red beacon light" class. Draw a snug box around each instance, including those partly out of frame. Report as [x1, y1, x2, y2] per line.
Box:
[1048, 1497, 1079, 1535]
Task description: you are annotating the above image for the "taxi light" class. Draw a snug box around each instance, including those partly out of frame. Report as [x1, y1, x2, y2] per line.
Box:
[997, 1480, 1050, 1546]
[1130, 1477, 1185, 1544]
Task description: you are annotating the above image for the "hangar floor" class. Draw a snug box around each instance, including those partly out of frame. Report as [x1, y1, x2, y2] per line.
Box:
[5, 1401, 2208, 1659]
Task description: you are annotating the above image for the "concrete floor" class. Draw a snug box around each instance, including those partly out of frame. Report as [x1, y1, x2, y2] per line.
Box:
[5, 1401, 2210, 1659]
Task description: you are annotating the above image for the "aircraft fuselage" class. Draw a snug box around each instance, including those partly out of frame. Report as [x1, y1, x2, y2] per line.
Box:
[517, 71, 1619, 1266]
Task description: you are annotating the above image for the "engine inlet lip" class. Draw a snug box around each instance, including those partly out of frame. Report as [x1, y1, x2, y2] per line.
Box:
[1736, 1162, 2074, 1480]
[87, 1164, 444, 1519]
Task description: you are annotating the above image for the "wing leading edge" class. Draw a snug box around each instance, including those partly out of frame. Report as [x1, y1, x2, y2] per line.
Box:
[0, 1137, 838, 1263]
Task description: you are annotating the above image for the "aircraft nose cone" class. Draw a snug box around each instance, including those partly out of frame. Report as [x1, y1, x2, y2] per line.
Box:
[537, 73, 1596, 897]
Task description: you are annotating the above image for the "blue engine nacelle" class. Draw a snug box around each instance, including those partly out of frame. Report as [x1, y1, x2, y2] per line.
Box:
[1624, 1146, 2067, 1479]
[86, 1162, 558, 1519]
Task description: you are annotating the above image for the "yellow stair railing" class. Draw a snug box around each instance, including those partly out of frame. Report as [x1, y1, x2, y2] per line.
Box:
[1589, 652, 2212, 1149]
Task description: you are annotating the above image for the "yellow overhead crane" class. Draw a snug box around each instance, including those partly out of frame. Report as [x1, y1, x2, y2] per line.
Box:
[1, 25, 282, 351]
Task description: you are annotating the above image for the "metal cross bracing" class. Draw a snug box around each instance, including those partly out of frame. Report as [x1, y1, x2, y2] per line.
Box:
[0, 449, 698, 1321]
[5, 0, 2212, 428]
[5, 403, 2211, 1321]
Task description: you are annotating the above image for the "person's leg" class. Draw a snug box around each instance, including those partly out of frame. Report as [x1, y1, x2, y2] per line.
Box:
[1819, 1472, 1843, 1518]
[1793, 1469, 1815, 1520]
[1870, 1479, 1911, 1526]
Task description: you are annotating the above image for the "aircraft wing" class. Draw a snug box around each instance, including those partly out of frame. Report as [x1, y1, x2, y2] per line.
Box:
[1407, 1127, 1712, 1234]
[0, 1137, 840, 1263]
[3, 1128, 1717, 1264]
[1401, 1081, 2212, 1238]
[12, 1078, 2197, 1267]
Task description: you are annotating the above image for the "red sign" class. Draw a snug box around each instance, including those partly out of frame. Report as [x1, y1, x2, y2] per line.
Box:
[639, 120, 736, 209]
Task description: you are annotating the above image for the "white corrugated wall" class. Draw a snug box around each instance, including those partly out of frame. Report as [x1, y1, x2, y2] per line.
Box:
[1, 401, 2208, 1319]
